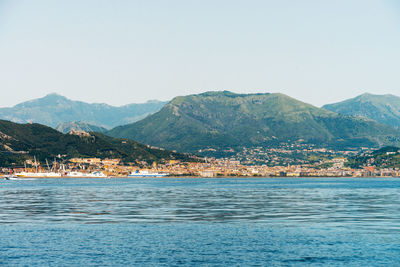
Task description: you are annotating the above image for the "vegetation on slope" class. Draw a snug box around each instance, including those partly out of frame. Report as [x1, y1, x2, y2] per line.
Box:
[0, 120, 191, 167]
[347, 146, 400, 169]
[56, 121, 108, 133]
[107, 91, 400, 154]
[323, 93, 400, 129]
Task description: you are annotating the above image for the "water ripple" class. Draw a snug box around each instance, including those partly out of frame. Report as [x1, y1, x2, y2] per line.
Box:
[1, 178, 400, 228]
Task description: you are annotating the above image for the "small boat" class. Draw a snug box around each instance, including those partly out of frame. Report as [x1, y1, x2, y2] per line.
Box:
[65, 171, 86, 177]
[128, 170, 169, 177]
[3, 175, 35, 181]
[87, 171, 107, 178]
[3, 175, 18, 180]
[82, 171, 107, 178]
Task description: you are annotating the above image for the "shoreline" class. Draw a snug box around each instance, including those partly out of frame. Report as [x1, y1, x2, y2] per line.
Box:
[2, 175, 400, 179]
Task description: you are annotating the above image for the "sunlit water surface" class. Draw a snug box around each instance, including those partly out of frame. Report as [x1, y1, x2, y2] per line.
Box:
[1, 178, 400, 266]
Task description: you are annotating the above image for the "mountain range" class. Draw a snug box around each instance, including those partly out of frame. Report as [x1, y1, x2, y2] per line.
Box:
[2, 91, 400, 159]
[107, 91, 400, 154]
[0, 93, 167, 129]
[0, 120, 190, 167]
[323, 93, 400, 130]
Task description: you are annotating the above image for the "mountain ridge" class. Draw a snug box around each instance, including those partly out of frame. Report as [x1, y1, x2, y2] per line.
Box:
[0, 93, 167, 129]
[323, 93, 400, 129]
[0, 119, 190, 166]
[107, 91, 400, 155]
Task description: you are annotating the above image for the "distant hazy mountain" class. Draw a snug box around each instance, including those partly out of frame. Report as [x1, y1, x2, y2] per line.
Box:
[56, 121, 108, 134]
[107, 91, 400, 154]
[0, 93, 167, 128]
[323, 93, 400, 129]
[0, 119, 190, 166]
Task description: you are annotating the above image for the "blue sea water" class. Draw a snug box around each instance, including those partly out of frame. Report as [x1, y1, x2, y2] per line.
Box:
[1, 178, 400, 266]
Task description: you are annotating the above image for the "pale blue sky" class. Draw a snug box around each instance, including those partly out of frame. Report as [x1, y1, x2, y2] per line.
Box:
[0, 0, 399, 107]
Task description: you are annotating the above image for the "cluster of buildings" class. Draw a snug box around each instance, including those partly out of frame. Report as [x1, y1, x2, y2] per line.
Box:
[3, 155, 397, 178]
[157, 158, 400, 177]
[201, 143, 361, 166]
[1, 144, 399, 177]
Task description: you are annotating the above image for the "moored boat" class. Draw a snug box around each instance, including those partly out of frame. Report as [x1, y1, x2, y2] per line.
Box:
[65, 171, 107, 178]
[15, 171, 62, 178]
[85, 171, 107, 178]
[3, 175, 18, 180]
[128, 170, 169, 177]
[14, 157, 62, 178]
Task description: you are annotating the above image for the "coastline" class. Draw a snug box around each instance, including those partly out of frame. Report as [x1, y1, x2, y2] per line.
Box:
[2, 175, 400, 179]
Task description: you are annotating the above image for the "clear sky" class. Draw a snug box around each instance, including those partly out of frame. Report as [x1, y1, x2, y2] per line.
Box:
[0, 0, 399, 107]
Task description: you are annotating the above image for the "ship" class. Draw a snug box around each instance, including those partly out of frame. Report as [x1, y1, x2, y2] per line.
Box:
[66, 171, 107, 178]
[128, 170, 169, 177]
[15, 171, 62, 178]
[14, 157, 64, 178]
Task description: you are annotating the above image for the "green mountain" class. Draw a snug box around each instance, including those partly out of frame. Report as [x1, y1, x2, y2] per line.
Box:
[323, 93, 400, 129]
[107, 91, 400, 154]
[0, 120, 190, 167]
[56, 121, 108, 134]
[0, 93, 167, 129]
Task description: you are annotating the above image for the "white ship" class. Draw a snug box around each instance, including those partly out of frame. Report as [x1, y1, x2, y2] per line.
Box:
[66, 171, 107, 178]
[14, 157, 62, 178]
[128, 170, 169, 177]
[15, 171, 62, 178]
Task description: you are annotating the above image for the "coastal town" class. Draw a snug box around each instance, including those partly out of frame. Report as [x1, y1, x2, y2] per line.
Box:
[2, 148, 400, 178]
[1, 126, 400, 178]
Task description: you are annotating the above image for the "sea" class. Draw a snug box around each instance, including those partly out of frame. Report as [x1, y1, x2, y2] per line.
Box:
[1, 177, 400, 266]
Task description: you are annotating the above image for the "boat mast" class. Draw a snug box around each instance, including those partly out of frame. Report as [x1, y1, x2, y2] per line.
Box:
[53, 158, 57, 173]
[34, 156, 38, 173]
